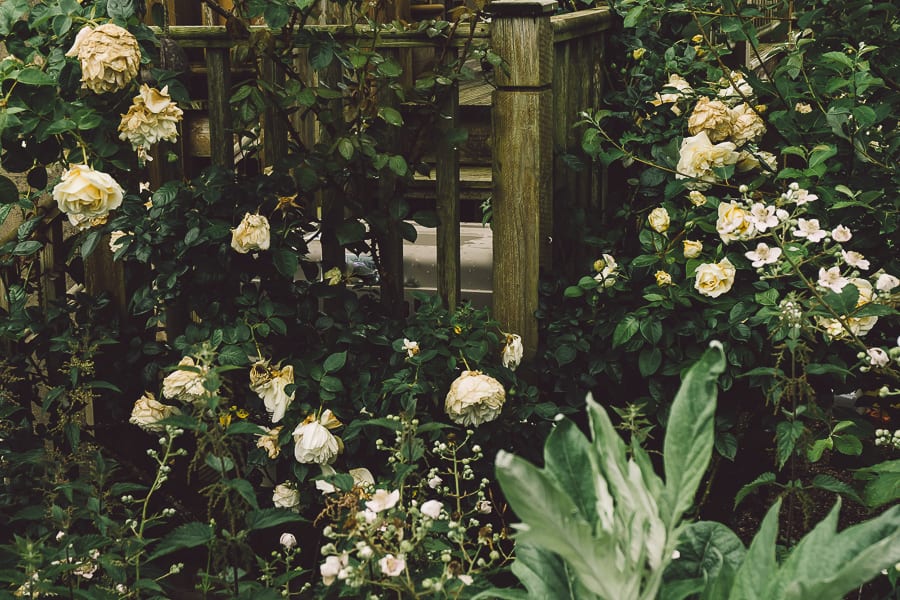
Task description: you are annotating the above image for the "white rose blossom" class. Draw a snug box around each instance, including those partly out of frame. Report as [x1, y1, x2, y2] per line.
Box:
[272, 483, 301, 510]
[501, 334, 524, 371]
[683, 239, 703, 259]
[648, 207, 670, 233]
[379, 554, 406, 577]
[366, 489, 400, 513]
[231, 213, 271, 254]
[745, 243, 782, 268]
[831, 225, 852, 243]
[420, 499, 443, 519]
[66, 23, 140, 94]
[729, 103, 766, 146]
[279, 532, 297, 549]
[792, 218, 827, 243]
[818, 266, 849, 293]
[161, 356, 209, 404]
[293, 412, 342, 464]
[593, 254, 618, 287]
[52, 164, 124, 230]
[444, 371, 506, 427]
[129, 392, 180, 432]
[866, 348, 889, 368]
[676, 132, 740, 190]
[250, 362, 295, 423]
[651, 74, 693, 115]
[841, 250, 870, 270]
[716, 201, 755, 244]
[694, 258, 736, 298]
[875, 273, 899, 292]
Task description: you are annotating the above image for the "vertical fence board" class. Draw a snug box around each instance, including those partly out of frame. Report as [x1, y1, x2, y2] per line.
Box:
[205, 47, 234, 169]
[436, 82, 461, 310]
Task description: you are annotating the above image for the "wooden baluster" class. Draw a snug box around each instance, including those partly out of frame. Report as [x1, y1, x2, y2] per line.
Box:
[205, 47, 234, 170]
[436, 81, 461, 311]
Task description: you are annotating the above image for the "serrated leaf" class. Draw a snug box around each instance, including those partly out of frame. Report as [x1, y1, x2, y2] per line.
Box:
[245, 508, 307, 530]
[149, 522, 214, 560]
[775, 420, 804, 469]
[734, 472, 776, 509]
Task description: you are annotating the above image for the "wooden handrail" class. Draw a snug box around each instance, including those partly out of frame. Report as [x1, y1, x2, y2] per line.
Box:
[551, 7, 613, 43]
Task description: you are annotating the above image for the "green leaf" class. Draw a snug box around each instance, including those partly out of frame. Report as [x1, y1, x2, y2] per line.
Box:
[337, 137, 354, 160]
[832, 434, 862, 456]
[218, 344, 249, 366]
[320, 375, 344, 393]
[336, 219, 366, 245]
[12, 240, 42, 255]
[612, 315, 639, 348]
[225, 477, 259, 509]
[149, 522, 214, 560]
[245, 508, 307, 531]
[806, 437, 832, 462]
[272, 248, 299, 279]
[810, 474, 863, 505]
[205, 453, 235, 473]
[734, 472, 776, 509]
[663, 344, 726, 527]
[664, 521, 745, 599]
[622, 4, 645, 27]
[728, 499, 781, 600]
[379, 106, 403, 126]
[854, 459, 900, 508]
[543, 420, 597, 525]
[15, 68, 55, 86]
[81, 230, 101, 258]
[323, 351, 347, 373]
[0, 174, 18, 202]
[775, 420, 804, 469]
[507, 543, 580, 600]
[388, 155, 408, 176]
[638, 346, 662, 377]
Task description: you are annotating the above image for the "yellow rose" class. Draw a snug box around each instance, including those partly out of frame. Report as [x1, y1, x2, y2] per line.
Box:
[445, 371, 505, 427]
[683, 239, 703, 258]
[648, 207, 670, 233]
[729, 103, 766, 147]
[676, 132, 740, 190]
[651, 74, 693, 115]
[655, 271, 673, 286]
[231, 213, 271, 254]
[632, 47, 646, 60]
[694, 258, 736, 298]
[716, 201, 755, 244]
[688, 191, 707, 206]
[688, 97, 733, 143]
[66, 23, 140, 94]
[52, 165, 124, 230]
[119, 85, 184, 152]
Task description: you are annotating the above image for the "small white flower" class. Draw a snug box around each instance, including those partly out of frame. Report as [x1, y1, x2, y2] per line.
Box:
[458, 574, 474, 585]
[428, 475, 443, 489]
[379, 554, 406, 577]
[366, 489, 400, 513]
[792, 218, 827, 243]
[831, 225, 852, 243]
[320, 554, 348, 586]
[744, 242, 782, 268]
[875, 273, 899, 292]
[747, 203, 779, 232]
[402, 338, 420, 357]
[866, 348, 889, 368]
[818, 266, 849, 293]
[841, 250, 870, 270]
[476, 500, 492, 514]
[280, 532, 297, 549]
[420, 499, 443, 519]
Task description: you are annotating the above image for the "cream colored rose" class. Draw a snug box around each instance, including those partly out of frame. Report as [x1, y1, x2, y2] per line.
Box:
[683, 239, 703, 259]
[688, 97, 733, 143]
[655, 270, 673, 286]
[694, 258, 736, 298]
[256, 426, 283, 459]
[119, 85, 184, 151]
[250, 362, 295, 423]
[52, 165, 124, 230]
[66, 23, 140, 94]
[501, 334, 523, 371]
[129, 392, 181, 433]
[716, 201, 755, 244]
[593, 253, 618, 287]
[231, 213, 271, 254]
[676, 132, 740, 190]
[688, 191, 707, 206]
[162, 356, 209, 404]
[293, 419, 342, 464]
[648, 207, 670, 233]
[729, 103, 766, 147]
[272, 483, 301, 510]
[444, 371, 505, 427]
[651, 74, 693, 115]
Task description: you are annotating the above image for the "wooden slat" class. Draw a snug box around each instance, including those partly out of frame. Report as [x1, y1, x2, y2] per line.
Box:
[205, 47, 234, 169]
[550, 7, 613, 42]
[436, 82, 461, 309]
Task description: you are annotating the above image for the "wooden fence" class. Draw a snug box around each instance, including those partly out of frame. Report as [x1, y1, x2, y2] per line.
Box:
[1, 2, 612, 360]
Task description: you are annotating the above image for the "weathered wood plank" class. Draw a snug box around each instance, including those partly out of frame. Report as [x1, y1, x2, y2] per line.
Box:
[436, 82, 461, 309]
[550, 7, 613, 42]
[205, 47, 234, 169]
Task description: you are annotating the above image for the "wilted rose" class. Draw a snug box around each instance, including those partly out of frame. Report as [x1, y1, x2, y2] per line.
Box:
[444, 371, 505, 427]
[250, 363, 295, 423]
[651, 74, 693, 115]
[293, 415, 342, 464]
[688, 97, 733, 142]
[53, 165, 124, 230]
[593, 253, 618, 287]
[231, 213, 271, 254]
[256, 426, 282, 459]
[161, 356, 209, 404]
[501, 334, 523, 371]
[119, 85, 184, 151]
[694, 258, 736, 298]
[129, 392, 180, 432]
[655, 271, 673, 287]
[66, 23, 140, 94]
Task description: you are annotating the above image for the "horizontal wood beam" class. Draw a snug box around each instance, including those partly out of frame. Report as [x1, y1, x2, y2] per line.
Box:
[550, 7, 613, 43]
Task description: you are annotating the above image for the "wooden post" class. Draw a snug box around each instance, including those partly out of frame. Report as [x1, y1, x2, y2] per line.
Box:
[319, 61, 346, 278]
[489, 0, 556, 360]
[205, 47, 234, 170]
[436, 82, 461, 310]
[262, 53, 288, 168]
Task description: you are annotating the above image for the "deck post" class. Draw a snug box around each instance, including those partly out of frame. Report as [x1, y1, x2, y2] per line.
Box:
[436, 81, 461, 311]
[489, 0, 556, 360]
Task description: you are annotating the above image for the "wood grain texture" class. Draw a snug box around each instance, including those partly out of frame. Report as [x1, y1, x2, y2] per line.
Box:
[205, 48, 234, 169]
[491, 17, 554, 88]
[436, 83, 461, 310]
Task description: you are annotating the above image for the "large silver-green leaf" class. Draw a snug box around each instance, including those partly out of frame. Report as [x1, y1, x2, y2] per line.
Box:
[663, 344, 726, 527]
[766, 502, 900, 600]
[543, 420, 598, 526]
[728, 499, 781, 600]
